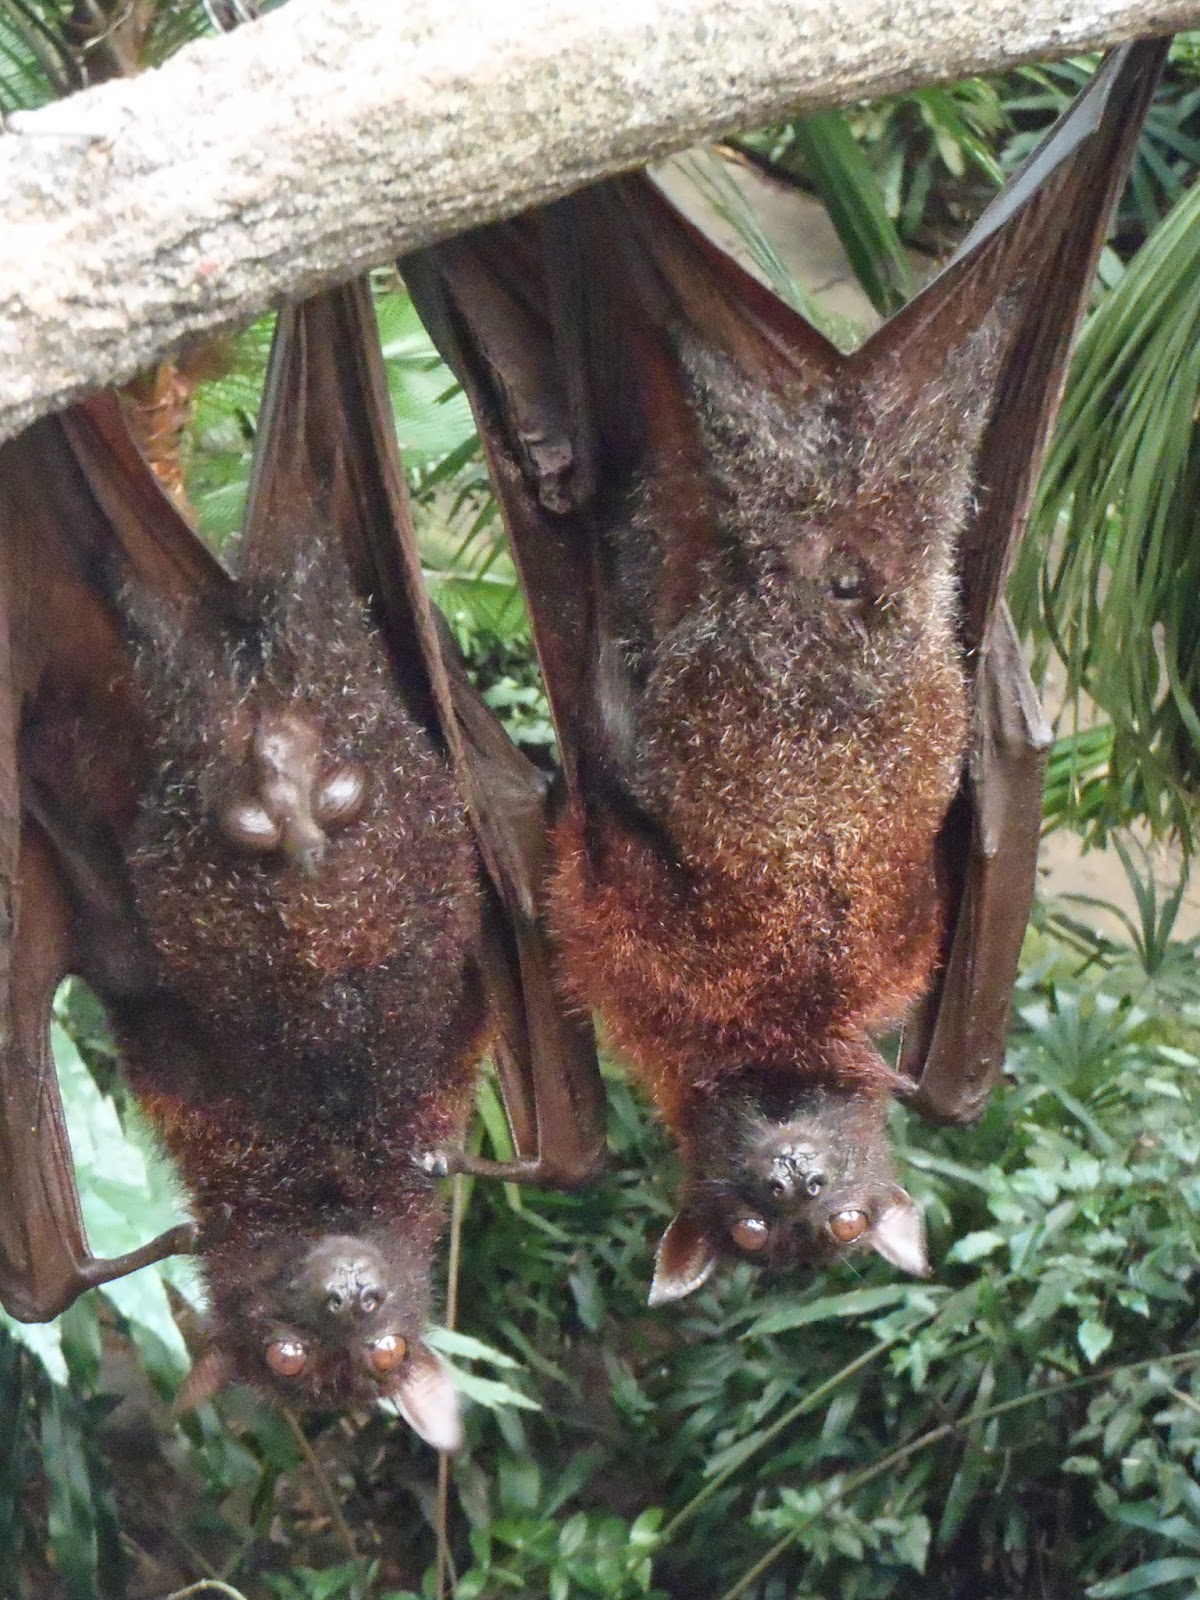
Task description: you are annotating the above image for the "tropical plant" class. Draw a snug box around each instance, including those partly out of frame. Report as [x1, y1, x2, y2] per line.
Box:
[1010, 174, 1200, 850]
[1000, 51, 1200, 234]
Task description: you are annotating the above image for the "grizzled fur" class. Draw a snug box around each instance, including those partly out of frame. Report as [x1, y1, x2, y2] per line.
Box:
[549, 323, 1006, 1118]
[80, 533, 483, 1404]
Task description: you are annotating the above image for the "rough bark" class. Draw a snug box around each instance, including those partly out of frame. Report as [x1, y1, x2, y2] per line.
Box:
[0, 0, 1194, 441]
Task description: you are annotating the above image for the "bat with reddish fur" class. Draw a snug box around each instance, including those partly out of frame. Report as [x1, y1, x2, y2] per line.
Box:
[403, 41, 1166, 1302]
[0, 280, 603, 1444]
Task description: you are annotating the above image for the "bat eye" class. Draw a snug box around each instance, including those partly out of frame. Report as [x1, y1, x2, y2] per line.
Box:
[827, 562, 866, 601]
[730, 1217, 770, 1253]
[265, 1339, 309, 1379]
[828, 1209, 868, 1244]
[365, 1334, 407, 1375]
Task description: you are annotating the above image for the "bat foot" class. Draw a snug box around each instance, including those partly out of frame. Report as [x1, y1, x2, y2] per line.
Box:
[416, 1145, 608, 1190]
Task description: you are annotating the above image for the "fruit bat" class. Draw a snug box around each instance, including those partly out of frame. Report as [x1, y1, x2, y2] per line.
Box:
[402, 40, 1167, 1303]
[0, 279, 603, 1443]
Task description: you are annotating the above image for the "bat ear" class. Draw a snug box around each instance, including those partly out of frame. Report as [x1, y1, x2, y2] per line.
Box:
[389, 1345, 463, 1452]
[648, 1210, 720, 1306]
[869, 1189, 930, 1278]
[173, 1348, 229, 1416]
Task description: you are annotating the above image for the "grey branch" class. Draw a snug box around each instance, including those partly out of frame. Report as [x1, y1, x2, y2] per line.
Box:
[0, 0, 1194, 441]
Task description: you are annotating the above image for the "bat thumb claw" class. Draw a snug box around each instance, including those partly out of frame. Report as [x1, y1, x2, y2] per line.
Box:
[414, 1148, 454, 1179]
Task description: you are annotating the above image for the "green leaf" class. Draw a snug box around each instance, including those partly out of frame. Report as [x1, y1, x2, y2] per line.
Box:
[444, 1368, 541, 1414]
[427, 1327, 521, 1370]
[629, 1508, 664, 1551]
[747, 1283, 911, 1336]
[2, 1317, 67, 1386]
[788, 110, 912, 314]
[0, 1018, 194, 1379]
[946, 1229, 1007, 1263]
[41, 1386, 98, 1600]
[1088, 1556, 1200, 1595]
[889, 1514, 931, 1573]
[1014, 177, 1200, 845]
[1078, 1319, 1115, 1364]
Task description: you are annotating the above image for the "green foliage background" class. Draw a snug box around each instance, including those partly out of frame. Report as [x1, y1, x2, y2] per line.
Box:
[0, 7, 1199, 1598]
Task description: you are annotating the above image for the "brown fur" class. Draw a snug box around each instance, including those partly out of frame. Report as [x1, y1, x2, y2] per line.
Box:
[60, 531, 484, 1404]
[547, 328, 1002, 1143]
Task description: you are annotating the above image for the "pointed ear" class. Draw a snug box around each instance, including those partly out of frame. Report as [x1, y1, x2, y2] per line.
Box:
[173, 1348, 229, 1416]
[389, 1346, 463, 1452]
[648, 1210, 720, 1307]
[869, 1189, 930, 1278]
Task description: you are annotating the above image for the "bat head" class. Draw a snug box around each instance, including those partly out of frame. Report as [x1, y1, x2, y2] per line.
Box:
[178, 1232, 461, 1449]
[649, 1075, 927, 1305]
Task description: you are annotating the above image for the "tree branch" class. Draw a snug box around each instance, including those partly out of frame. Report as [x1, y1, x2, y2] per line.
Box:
[0, 0, 1194, 441]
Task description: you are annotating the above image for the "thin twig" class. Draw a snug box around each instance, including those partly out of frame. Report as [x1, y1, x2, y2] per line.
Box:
[436, 1171, 467, 1600]
[1169, 1384, 1200, 1418]
[165, 1582, 251, 1600]
[281, 1406, 360, 1567]
[121, 1519, 222, 1585]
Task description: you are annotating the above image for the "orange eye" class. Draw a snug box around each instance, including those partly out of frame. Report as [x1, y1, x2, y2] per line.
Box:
[365, 1334, 407, 1376]
[829, 1209, 868, 1244]
[265, 1339, 309, 1379]
[730, 1217, 770, 1253]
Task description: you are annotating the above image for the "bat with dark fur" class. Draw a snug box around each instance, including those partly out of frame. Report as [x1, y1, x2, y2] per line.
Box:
[403, 40, 1166, 1303]
[0, 280, 603, 1444]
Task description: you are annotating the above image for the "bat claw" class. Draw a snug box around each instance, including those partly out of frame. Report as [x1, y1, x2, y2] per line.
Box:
[415, 1149, 454, 1178]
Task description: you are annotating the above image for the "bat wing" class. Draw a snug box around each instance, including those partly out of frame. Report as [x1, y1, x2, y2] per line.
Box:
[872, 40, 1168, 1118]
[407, 41, 1165, 1125]
[0, 400, 220, 1320]
[241, 281, 604, 1184]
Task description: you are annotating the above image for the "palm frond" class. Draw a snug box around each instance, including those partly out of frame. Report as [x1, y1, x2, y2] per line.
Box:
[0, 0, 73, 107]
[777, 111, 912, 314]
[670, 149, 823, 317]
[1001, 48, 1200, 236]
[1011, 179, 1200, 849]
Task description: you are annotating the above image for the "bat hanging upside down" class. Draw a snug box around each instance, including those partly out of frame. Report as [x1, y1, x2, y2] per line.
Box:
[0, 283, 604, 1444]
[404, 40, 1166, 1303]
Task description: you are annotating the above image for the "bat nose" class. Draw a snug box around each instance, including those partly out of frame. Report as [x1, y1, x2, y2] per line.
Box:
[769, 1155, 826, 1202]
[319, 1257, 387, 1318]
